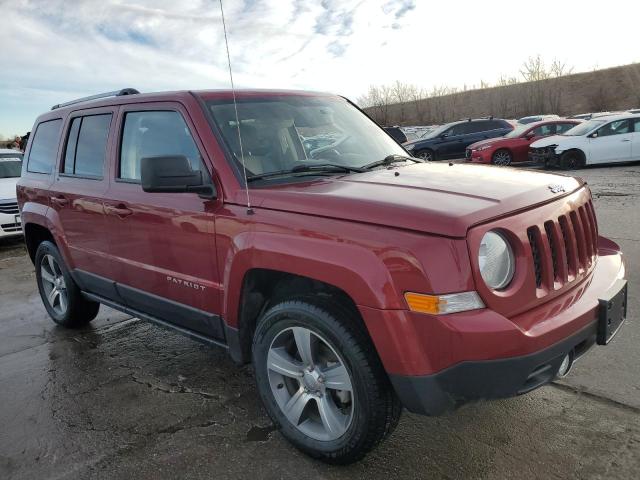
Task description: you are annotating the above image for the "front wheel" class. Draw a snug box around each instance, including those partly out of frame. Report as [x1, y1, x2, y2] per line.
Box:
[559, 150, 585, 170]
[492, 149, 512, 166]
[252, 297, 401, 464]
[416, 149, 435, 161]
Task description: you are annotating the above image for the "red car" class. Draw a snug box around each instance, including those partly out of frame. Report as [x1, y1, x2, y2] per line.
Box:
[17, 89, 626, 464]
[466, 119, 581, 165]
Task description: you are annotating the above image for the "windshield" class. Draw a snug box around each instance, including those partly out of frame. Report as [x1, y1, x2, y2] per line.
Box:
[504, 124, 530, 138]
[0, 157, 22, 178]
[563, 119, 605, 136]
[207, 96, 407, 182]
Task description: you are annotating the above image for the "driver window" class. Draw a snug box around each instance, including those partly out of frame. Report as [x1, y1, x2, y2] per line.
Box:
[120, 111, 202, 181]
[597, 120, 631, 137]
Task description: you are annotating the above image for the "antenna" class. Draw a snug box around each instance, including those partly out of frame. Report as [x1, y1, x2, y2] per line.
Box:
[218, 0, 253, 215]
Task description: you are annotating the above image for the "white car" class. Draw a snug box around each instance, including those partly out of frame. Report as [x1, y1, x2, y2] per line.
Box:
[0, 149, 23, 239]
[529, 113, 640, 169]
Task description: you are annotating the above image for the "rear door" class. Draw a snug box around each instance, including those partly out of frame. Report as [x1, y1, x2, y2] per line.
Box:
[588, 119, 633, 164]
[103, 102, 224, 339]
[50, 107, 115, 288]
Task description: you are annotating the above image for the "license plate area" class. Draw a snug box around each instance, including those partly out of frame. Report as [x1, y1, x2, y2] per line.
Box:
[597, 279, 627, 345]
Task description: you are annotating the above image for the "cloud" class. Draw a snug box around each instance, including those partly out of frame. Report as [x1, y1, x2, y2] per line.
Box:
[1, 0, 639, 136]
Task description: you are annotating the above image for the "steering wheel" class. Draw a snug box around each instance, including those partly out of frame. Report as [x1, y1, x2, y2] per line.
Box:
[309, 134, 351, 159]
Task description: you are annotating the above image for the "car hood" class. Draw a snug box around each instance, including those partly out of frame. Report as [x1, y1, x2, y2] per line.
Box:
[0, 177, 19, 200]
[467, 137, 512, 149]
[530, 135, 567, 148]
[248, 163, 584, 237]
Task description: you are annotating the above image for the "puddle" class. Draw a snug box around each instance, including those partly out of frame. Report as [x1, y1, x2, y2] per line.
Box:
[245, 424, 276, 442]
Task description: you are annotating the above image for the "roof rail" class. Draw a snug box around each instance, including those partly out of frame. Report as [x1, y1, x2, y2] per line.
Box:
[51, 88, 140, 110]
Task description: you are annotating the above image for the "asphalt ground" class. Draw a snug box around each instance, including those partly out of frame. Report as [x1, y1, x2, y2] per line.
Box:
[1, 162, 638, 479]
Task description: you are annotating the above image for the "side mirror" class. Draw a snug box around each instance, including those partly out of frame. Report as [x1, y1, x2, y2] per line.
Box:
[141, 155, 216, 198]
[440, 132, 449, 138]
[588, 132, 598, 139]
[525, 131, 536, 139]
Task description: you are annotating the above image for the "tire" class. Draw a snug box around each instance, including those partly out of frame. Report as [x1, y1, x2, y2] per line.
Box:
[35, 241, 99, 327]
[491, 149, 512, 166]
[559, 150, 584, 170]
[252, 296, 401, 464]
[416, 149, 435, 161]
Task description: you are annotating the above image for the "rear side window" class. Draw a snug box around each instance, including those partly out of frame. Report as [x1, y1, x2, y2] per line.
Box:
[63, 114, 112, 178]
[633, 118, 640, 132]
[27, 119, 62, 174]
[119, 111, 201, 181]
[555, 123, 576, 134]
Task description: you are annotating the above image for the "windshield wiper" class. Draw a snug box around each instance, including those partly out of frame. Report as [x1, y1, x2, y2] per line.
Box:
[246, 163, 363, 183]
[360, 154, 423, 171]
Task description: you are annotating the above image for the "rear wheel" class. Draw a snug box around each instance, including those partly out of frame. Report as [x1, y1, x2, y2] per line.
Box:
[492, 149, 512, 166]
[252, 297, 401, 464]
[559, 150, 585, 170]
[35, 241, 99, 327]
[416, 149, 435, 161]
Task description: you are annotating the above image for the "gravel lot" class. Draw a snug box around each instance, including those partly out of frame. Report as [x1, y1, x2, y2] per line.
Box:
[1, 163, 638, 479]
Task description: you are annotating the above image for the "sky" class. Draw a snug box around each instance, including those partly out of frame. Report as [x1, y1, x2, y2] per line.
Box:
[1, 0, 639, 137]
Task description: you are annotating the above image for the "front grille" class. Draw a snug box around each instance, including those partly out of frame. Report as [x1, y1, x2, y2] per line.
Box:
[527, 199, 598, 292]
[0, 201, 19, 214]
[527, 227, 543, 288]
[1, 222, 22, 233]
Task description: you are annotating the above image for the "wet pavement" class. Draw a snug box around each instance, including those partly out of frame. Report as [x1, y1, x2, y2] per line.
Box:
[1, 163, 639, 479]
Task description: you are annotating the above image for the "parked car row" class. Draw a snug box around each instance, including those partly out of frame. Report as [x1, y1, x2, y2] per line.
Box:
[530, 113, 640, 168]
[402, 117, 514, 161]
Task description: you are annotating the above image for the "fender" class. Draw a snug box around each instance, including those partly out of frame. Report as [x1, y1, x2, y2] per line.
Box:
[21, 201, 74, 269]
[221, 230, 402, 328]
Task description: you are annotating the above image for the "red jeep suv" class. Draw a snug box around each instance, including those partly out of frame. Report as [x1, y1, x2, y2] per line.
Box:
[17, 89, 627, 464]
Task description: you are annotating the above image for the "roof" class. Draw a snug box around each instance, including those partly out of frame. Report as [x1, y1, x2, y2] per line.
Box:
[587, 112, 640, 122]
[48, 88, 334, 112]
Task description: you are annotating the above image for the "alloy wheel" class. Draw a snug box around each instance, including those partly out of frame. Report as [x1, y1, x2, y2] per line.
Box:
[40, 254, 68, 315]
[267, 326, 354, 441]
[493, 150, 511, 166]
[418, 150, 433, 161]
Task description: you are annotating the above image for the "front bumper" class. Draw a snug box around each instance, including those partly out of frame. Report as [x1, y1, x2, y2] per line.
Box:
[466, 148, 492, 163]
[359, 238, 626, 415]
[0, 210, 22, 238]
[529, 147, 561, 166]
[389, 322, 598, 415]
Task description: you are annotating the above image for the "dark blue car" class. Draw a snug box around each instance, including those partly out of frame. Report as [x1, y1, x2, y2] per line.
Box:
[403, 118, 513, 161]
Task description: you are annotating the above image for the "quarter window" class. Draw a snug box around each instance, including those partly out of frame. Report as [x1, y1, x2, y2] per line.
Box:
[27, 119, 62, 174]
[119, 111, 201, 181]
[531, 124, 555, 137]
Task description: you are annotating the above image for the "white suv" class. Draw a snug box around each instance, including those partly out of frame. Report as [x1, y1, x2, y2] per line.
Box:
[0, 149, 23, 238]
[529, 114, 640, 168]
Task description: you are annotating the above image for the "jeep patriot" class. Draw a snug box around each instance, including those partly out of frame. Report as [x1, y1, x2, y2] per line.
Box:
[17, 88, 627, 464]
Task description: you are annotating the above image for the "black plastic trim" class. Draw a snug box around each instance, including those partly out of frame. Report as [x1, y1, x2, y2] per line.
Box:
[389, 322, 598, 416]
[82, 291, 229, 351]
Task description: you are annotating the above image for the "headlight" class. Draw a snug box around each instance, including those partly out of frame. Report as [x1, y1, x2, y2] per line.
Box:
[476, 144, 492, 151]
[404, 144, 414, 151]
[478, 231, 515, 290]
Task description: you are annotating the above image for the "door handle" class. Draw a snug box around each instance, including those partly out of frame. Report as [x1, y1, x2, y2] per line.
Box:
[621, 139, 631, 142]
[50, 195, 69, 207]
[105, 203, 133, 218]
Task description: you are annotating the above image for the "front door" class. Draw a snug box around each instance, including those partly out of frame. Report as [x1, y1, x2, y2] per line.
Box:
[589, 119, 633, 164]
[103, 103, 224, 339]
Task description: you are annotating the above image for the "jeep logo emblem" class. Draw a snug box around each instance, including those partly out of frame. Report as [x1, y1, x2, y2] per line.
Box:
[548, 184, 565, 194]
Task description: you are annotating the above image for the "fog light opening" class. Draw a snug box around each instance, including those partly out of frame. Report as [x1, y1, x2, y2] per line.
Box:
[557, 352, 574, 378]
